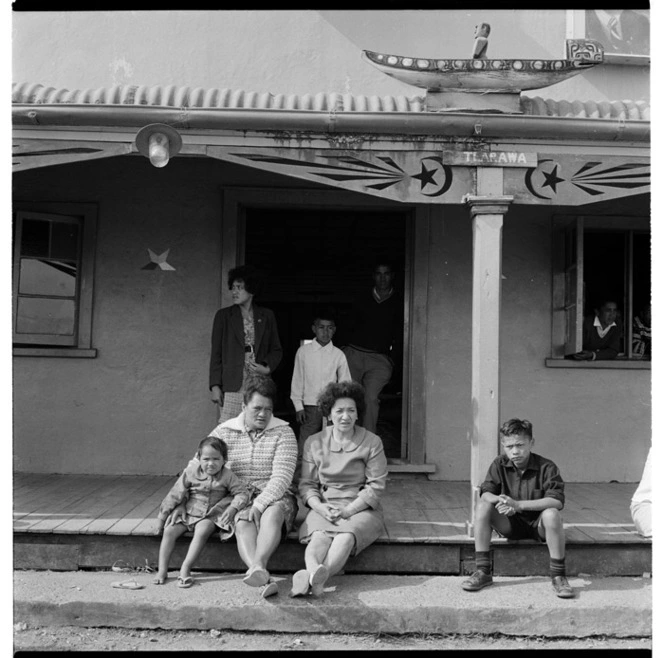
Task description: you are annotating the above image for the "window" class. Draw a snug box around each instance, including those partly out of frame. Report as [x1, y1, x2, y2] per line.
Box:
[13, 203, 97, 356]
[550, 215, 650, 366]
[567, 9, 650, 66]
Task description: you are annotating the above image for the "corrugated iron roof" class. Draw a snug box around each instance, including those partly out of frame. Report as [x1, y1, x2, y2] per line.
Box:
[12, 82, 649, 122]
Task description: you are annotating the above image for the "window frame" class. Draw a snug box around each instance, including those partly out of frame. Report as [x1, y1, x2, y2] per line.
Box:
[566, 9, 650, 66]
[13, 202, 98, 357]
[548, 214, 650, 369]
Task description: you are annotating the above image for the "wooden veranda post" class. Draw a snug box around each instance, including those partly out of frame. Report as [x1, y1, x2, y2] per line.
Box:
[464, 177, 513, 537]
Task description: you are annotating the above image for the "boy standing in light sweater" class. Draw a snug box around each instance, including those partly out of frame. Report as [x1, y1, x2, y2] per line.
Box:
[290, 312, 351, 449]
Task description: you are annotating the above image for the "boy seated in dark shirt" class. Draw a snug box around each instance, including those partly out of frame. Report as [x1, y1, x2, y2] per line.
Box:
[462, 418, 574, 598]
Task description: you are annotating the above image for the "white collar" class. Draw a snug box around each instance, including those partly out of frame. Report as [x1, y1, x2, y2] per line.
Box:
[372, 287, 394, 303]
[593, 316, 616, 330]
[218, 410, 289, 432]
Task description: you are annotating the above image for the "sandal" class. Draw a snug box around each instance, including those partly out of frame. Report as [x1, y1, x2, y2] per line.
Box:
[243, 565, 269, 588]
[177, 576, 194, 588]
[309, 564, 329, 597]
[261, 579, 279, 598]
[111, 560, 134, 573]
[288, 569, 310, 598]
[111, 579, 145, 590]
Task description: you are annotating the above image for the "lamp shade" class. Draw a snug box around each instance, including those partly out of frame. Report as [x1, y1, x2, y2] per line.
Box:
[135, 123, 183, 167]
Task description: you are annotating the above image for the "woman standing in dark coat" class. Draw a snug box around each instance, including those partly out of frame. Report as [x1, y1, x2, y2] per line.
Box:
[209, 265, 283, 421]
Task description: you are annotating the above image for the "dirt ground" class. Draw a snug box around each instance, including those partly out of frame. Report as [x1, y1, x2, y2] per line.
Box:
[13, 624, 652, 652]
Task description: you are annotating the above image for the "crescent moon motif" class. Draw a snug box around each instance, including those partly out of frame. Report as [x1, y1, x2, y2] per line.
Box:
[525, 159, 554, 200]
[418, 157, 453, 198]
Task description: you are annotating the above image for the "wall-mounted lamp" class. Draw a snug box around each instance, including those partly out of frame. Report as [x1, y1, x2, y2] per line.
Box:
[135, 123, 183, 168]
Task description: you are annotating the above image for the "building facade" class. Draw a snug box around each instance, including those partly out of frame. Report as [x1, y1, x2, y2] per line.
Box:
[12, 10, 650, 485]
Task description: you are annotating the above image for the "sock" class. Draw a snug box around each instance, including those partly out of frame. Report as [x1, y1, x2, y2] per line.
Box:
[549, 557, 566, 578]
[475, 551, 491, 575]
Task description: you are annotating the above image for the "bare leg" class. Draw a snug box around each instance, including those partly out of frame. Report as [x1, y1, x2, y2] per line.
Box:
[474, 499, 512, 551]
[538, 508, 565, 560]
[235, 519, 258, 569]
[154, 523, 188, 583]
[253, 505, 285, 569]
[179, 519, 217, 579]
[304, 531, 332, 572]
[235, 505, 285, 572]
[321, 533, 355, 577]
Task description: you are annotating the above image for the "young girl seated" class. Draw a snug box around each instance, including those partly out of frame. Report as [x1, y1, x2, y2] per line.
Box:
[154, 436, 250, 587]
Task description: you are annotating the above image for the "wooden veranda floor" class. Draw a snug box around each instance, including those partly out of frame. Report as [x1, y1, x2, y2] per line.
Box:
[13, 474, 651, 576]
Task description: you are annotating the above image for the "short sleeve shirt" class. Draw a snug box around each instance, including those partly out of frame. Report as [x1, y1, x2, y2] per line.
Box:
[479, 452, 565, 521]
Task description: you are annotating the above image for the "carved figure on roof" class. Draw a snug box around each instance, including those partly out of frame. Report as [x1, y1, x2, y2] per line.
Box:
[472, 23, 491, 59]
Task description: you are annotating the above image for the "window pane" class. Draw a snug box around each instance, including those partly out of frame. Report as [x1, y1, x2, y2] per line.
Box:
[16, 297, 76, 336]
[583, 232, 625, 315]
[51, 221, 80, 260]
[21, 219, 50, 257]
[18, 259, 77, 297]
[633, 233, 651, 315]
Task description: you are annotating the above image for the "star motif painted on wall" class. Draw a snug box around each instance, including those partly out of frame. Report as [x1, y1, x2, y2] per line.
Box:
[142, 248, 175, 271]
[411, 162, 438, 190]
[541, 165, 565, 193]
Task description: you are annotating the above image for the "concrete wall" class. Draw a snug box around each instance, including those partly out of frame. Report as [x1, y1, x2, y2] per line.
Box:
[12, 156, 295, 475]
[13, 157, 651, 480]
[12, 10, 648, 103]
[423, 205, 651, 483]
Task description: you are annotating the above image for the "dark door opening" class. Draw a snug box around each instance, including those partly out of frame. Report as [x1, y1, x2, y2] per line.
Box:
[244, 208, 409, 459]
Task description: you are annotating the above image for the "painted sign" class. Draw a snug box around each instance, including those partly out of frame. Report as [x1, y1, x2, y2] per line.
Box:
[443, 150, 537, 167]
[207, 146, 649, 206]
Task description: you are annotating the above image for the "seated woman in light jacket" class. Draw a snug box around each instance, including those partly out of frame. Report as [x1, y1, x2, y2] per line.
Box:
[290, 380, 388, 597]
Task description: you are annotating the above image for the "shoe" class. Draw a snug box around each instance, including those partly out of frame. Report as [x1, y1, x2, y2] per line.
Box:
[177, 576, 194, 588]
[461, 570, 493, 591]
[111, 578, 145, 590]
[260, 579, 279, 598]
[243, 565, 270, 588]
[289, 569, 310, 597]
[309, 564, 329, 597]
[552, 575, 574, 598]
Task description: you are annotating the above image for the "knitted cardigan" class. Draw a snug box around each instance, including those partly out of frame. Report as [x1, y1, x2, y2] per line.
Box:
[206, 412, 297, 513]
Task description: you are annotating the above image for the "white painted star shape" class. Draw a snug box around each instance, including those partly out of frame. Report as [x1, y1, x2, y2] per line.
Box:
[146, 248, 175, 271]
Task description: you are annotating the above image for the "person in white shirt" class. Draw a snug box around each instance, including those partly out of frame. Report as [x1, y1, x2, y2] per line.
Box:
[630, 447, 651, 538]
[291, 312, 351, 450]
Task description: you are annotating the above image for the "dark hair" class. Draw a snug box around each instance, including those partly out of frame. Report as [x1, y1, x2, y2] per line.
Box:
[594, 297, 619, 311]
[312, 306, 337, 326]
[228, 265, 263, 296]
[373, 258, 395, 273]
[242, 375, 277, 405]
[317, 380, 366, 418]
[197, 436, 228, 461]
[499, 419, 533, 440]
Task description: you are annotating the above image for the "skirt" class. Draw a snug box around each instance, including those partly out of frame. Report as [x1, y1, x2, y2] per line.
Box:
[298, 501, 385, 556]
[218, 391, 244, 422]
[218, 354, 257, 422]
[179, 513, 236, 542]
[236, 489, 298, 539]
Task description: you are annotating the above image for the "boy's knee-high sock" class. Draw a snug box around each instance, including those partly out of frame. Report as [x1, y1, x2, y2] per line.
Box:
[475, 551, 492, 575]
[549, 557, 566, 578]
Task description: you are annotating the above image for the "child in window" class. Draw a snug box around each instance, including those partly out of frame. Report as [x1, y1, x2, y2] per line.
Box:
[153, 436, 250, 587]
[632, 303, 651, 359]
[462, 419, 574, 599]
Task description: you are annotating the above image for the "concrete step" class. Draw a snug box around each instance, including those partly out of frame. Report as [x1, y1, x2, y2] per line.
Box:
[13, 570, 652, 638]
[14, 532, 652, 577]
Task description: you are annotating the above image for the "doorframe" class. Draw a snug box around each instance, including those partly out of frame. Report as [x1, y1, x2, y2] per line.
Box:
[220, 186, 430, 466]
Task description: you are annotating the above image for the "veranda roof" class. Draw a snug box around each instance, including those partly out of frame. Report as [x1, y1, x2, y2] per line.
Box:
[12, 82, 650, 143]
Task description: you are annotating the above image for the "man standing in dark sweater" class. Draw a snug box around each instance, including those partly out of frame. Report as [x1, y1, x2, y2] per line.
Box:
[342, 260, 402, 433]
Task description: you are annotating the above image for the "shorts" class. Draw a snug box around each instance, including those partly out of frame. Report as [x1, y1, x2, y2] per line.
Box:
[497, 512, 546, 542]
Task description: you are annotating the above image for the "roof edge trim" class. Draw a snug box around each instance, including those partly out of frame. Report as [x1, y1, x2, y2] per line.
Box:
[12, 105, 650, 143]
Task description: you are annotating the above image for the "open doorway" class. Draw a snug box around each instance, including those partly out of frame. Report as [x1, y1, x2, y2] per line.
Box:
[244, 207, 410, 459]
